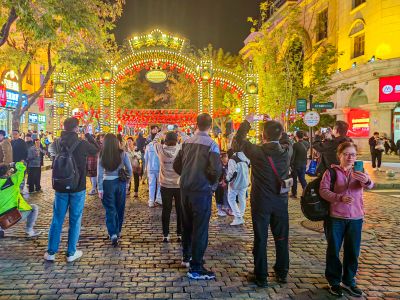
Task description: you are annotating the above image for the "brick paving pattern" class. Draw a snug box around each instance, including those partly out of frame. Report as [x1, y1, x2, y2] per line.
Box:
[0, 171, 399, 299]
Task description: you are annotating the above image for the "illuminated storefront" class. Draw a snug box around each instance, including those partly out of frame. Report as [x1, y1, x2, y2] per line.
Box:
[347, 109, 370, 138]
[0, 71, 28, 134]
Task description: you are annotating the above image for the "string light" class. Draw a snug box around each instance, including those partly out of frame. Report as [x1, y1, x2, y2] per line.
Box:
[53, 29, 259, 131]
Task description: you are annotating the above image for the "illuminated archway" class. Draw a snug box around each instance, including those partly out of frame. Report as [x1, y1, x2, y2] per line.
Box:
[53, 29, 258, 133]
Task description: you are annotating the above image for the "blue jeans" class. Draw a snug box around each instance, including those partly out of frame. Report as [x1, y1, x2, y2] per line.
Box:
[101, 179, 127, 237]
[325, 217, 363, 286]
[47, 190, 86, 256]
[291, 165, 307, 196]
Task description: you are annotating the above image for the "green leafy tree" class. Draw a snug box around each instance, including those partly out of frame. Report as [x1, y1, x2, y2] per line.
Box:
[244, 6, 353, 129]
[0, 0, 124, 130]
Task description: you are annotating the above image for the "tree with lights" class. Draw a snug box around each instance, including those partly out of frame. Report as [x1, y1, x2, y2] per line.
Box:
[245, 6, 352, 129]
[0, 0, 124, 130]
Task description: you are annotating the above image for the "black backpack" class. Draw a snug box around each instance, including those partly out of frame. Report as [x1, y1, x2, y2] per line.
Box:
[300, 168, 336, 221]
[52, 139, 81, 192]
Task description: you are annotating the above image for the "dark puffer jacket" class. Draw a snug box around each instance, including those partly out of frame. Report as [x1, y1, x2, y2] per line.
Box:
[235, 121, 291, 215]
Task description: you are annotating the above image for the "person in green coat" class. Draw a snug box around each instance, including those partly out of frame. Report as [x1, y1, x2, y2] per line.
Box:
[0, 162, 40, 238]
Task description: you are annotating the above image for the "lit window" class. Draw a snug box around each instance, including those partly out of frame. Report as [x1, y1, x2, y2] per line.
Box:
[353, 34, 365, 58]
[353, 0, 366, 9]
[316, 9, 328, 42]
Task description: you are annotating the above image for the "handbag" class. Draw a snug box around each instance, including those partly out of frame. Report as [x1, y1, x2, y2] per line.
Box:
[0, 207, 22, 229]
[267, 156, 293, 194]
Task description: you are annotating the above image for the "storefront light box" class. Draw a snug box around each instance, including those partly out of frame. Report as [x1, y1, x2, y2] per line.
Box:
[28, 113, 38, 124]
[379, 76, 400, 103]
[348, 109, 370, 138]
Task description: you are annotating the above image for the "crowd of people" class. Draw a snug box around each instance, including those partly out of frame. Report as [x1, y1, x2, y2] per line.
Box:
[0, 113, 376, 297]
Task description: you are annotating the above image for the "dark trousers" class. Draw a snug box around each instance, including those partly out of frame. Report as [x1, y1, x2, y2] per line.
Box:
[325, 217, 363, 287]
[181, 190, 212, 271]
[160, 186, 182, 236]
[371, 151, 382, 168]
[128, 173, 140, 193]
[291, 165, 307, 196]
[101, 179, 127, 237]
[252, 209, 289, 281]
[27, 167, 41, 192]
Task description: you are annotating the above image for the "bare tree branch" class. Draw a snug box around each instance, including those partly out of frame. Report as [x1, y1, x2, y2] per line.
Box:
[0, 7, 17, 48]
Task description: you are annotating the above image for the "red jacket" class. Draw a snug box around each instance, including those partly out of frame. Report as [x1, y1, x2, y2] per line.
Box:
[319, 165, 373, 219]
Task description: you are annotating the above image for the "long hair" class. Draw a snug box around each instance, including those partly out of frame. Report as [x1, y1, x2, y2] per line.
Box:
[100, 133, 122, 172]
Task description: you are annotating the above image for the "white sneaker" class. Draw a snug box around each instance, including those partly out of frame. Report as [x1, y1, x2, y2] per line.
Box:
[217, 209, 227, 217]
[66, 250, 83, 262]
[149, 202, 155, 208]
[26, 229, 41, 237]
[162, 235, 170, 243]
[230, 218, 244, 226]
[377, 168, 381, 171]
[44, 252, 56, 261]
[155, 199, 162, 206]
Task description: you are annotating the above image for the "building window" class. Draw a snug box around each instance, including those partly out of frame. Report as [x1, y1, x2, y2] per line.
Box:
[353, 34, 365, 58]
[316, 9, 328, 42]
[353, 0, 366, 9]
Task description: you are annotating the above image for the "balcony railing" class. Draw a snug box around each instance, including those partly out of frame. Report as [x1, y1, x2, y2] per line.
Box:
[267, 0, 297, 19]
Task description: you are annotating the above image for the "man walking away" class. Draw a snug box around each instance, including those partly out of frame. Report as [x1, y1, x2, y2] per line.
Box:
[290, 131, 309, 198]
[235, 114, 291, 288]
[173, 113, 222, 280]
[44, 117, 99, 263]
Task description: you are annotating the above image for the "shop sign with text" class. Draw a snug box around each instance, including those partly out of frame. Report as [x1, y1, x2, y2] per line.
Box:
[379, 76, 400, 103]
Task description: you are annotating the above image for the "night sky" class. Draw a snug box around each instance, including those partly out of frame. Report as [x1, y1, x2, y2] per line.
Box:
[114, 0, 262, 54]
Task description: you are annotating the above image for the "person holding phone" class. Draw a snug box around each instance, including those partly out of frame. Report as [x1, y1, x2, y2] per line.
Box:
[319, 142, 373, 297]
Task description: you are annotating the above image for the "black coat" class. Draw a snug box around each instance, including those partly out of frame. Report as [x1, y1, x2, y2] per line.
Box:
[313, 135, 352, 175]
[55, 132, 99, 192]
[235, 121, 291, 215]
[11, 138, 28, 163]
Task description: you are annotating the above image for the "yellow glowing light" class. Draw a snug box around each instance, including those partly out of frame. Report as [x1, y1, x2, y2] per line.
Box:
[235, 107, 241, 113]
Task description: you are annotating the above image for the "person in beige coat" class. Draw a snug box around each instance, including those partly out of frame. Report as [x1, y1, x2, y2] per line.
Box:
[0, 130, 13, 165]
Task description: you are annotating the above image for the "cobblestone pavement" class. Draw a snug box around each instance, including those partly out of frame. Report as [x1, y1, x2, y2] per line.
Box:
[0, 171, 399, 300]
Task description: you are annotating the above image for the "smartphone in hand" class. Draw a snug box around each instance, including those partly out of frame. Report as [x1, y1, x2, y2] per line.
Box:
[353, 160, 364, 172]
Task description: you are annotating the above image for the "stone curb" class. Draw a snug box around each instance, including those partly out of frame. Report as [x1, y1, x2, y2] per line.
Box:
[372, 182, 400, 190]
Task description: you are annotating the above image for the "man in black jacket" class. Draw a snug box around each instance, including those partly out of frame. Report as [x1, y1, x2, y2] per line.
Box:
[290, 131, 309, 198]
[44, 117, 99, 263]
[235, 114, 291, 288]
[173, 113, 222, 280]
[313, 121, 352, 176]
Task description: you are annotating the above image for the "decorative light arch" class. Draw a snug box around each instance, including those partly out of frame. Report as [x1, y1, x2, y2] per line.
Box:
[53, 29, 259, 133]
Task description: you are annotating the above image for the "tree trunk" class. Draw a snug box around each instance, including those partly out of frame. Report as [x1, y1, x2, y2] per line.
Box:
[0, 7, 17, 48]
[12, 110, 21, 131]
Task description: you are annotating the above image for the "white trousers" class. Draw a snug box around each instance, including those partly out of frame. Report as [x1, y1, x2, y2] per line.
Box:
[148, 172, 161, 204]
[227, 187, 247, 218]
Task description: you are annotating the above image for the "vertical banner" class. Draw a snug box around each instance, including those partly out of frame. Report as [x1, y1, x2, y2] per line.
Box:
[0, 85, 6, 107]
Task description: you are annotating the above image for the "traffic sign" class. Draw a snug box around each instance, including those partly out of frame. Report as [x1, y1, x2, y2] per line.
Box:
[312, 102, 334, 109]
[296, 99, 307, 112]
[303, 111, 320, 127]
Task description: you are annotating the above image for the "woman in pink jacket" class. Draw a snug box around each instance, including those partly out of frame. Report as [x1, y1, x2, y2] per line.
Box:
[320, 142, 373, 297]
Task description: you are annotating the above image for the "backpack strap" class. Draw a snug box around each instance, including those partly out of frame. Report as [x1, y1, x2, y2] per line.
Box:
[328, 168, 337, 191]
[232, 153, 250, 167]
[66, 140, 81, 155]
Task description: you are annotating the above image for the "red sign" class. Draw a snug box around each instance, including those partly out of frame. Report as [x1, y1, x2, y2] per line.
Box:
[347, 109, 370, 138]
[0, 85, 6, 107]
[379, 76, 400, 102]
